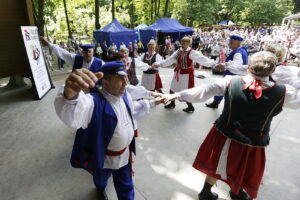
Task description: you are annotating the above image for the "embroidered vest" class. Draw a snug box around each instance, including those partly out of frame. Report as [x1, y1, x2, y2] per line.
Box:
[176, 49, 193, 69]
[215, 77, 285, 147]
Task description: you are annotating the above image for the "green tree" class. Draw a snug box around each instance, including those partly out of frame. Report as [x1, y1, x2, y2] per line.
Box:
[293, 0, 300, 13]
[241, 0, 292, 26]
[95, 0, 100, 29]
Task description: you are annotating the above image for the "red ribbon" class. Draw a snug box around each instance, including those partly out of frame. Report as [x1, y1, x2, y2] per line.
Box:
[242, 79, 263, 99]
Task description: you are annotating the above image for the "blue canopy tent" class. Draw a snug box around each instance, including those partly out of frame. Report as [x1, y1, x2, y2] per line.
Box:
[93, 19, 138, 48]
[140, 18, 193, 47]
[134, 24, 148, 40]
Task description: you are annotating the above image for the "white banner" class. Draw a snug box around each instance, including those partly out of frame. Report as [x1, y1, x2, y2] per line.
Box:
[21, 26, 52, 99]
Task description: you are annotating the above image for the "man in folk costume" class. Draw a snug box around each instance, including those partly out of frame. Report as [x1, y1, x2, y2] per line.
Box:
[54, 61, 165, 200]
[137, 40, 164, 93]
[206, 35, 248, 109]
[163, 51, 300, 200]
[153, 36, 216, 113]
[40, 37, 104, 73]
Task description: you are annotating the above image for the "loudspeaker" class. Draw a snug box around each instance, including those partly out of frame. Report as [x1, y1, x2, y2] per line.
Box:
[157, 32, 167, 45]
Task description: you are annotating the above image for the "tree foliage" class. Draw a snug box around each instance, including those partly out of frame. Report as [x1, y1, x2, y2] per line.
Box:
[34, 0, 296, 41]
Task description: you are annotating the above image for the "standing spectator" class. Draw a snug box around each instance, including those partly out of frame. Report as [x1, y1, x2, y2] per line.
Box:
[120, 42, 126, 50]
[211, 42, 220, 61]
[128, 42, 134, 57]
[101, 41, 108, 61]
[58, 41, 66, 69]
[137, 40, 144, 55]
[94, 43, 103, 59]
[109, 42, 118, 55]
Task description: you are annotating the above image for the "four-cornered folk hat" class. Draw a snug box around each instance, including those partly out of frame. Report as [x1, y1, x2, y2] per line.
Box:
[99, 61, 127, 76]
[81, 44, 94, 51]
[230, 35, 244, 41]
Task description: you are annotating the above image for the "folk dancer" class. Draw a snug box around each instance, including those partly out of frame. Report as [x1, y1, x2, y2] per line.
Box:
[153, 36, 216, 113]
[137, 40, 164, 93]
[206, 35, 249, 109]
[40, 37, 104, 73]
[163, 51, 300, 200]
[54, 62, 165, 200]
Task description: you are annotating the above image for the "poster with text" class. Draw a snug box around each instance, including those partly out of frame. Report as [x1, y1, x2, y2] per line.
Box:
[21, 26, 52, 99]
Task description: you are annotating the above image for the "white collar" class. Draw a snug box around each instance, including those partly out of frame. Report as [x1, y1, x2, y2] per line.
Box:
[180, 47, 191, 51]
[84, 57, 94, 65]
[100, 88, 122, 101]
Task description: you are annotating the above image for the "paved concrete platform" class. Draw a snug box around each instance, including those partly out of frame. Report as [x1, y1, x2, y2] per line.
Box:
[1, 67, 300, 200]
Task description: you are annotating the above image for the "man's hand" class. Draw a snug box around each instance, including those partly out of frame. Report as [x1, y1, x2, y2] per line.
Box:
[154, 96, 166, 105]
[151, 92, 164, 98]
[64, 68, 103, 100]
[215, 64, 225, 72]
[163, 94, 178, 104]
[40, 36, 50, 46]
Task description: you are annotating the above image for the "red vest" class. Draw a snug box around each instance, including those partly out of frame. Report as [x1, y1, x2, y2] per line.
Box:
[176, 48, 193, 69]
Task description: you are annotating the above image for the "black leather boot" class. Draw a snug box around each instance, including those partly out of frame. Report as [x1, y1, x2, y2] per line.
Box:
[198, 181, 218, 200]
[183, 103, 195, 113]
[230, 189, 253, 200]
[97, 190, 108, 200]
[205, 101, 219, 109]
[164, 100, 175, 109]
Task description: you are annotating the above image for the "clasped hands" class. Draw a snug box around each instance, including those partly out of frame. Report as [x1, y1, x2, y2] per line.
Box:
[214, 63, 226, 72]
[63, 68, 177, 105]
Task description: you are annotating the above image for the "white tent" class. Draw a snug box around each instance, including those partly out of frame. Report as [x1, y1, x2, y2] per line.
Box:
[282, 13, 300, 26]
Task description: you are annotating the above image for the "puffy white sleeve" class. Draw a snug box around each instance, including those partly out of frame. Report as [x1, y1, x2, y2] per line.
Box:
[283, 84, 300, 109]
[136, 53, 145, 61]
[272, 66, 300, 89]
[189, 50, 216, 67]
[126, 85, 151, 100]
[155, 50, 179, 67]
[177, 76, 232, 103]
[155, 53, 164, 63]
[134, 58, 151, 71]
[54, 86, 94, 130]
[49, 44, 76, 66]
[126, 92, 155, 121]
[225, 53, 248, 75]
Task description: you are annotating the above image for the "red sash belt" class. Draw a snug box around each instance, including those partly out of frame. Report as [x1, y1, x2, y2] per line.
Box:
[106, 147, 127, 156]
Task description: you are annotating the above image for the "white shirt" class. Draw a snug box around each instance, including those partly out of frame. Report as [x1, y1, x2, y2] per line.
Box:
[272, 65, 300, 89]
[50, 44, 97, 70]
[224, 51, 248, 75]
[155, 47, 216, 68]
[127, 57, 151, 72]
[176, 74, 300, 109]
[137, 51, 164, 71]
[54, 86, 156, 169]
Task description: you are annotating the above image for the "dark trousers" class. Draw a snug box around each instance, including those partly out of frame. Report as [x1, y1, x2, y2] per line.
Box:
[93, 164, 134, 200]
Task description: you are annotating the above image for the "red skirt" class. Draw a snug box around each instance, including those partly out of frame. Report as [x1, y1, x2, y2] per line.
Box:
[193, 126, 265, 198]
[154, 72, 163, 91]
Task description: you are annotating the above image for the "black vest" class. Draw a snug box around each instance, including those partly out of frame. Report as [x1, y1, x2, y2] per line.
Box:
[143, 53, 158, 74]
[215, 77, 285, 147]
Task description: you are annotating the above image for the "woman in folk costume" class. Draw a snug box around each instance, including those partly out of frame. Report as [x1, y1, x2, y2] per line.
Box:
[118, 48, 150, 86]
[163, 51, 300, 200]
[267, 44, 300, 89]
[154, 36, 216, 113]
[137, 40, 164, 93]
